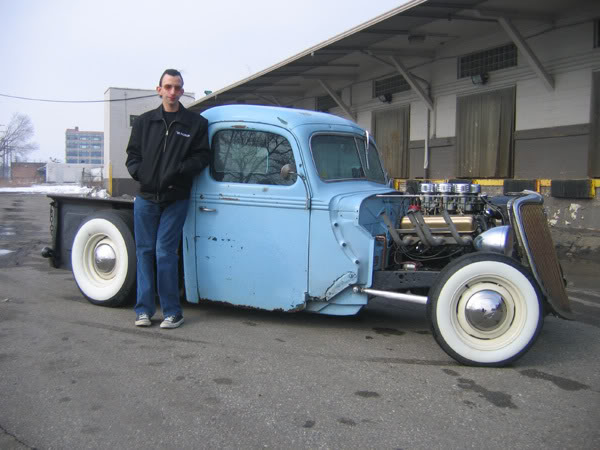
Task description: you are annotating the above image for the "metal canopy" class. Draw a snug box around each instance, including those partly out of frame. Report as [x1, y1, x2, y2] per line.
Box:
[189, 0, 594, 113]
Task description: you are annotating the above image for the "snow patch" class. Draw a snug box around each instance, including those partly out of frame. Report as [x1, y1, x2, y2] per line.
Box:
[0, 184, 107, 196]
[0, 249, 14, 256]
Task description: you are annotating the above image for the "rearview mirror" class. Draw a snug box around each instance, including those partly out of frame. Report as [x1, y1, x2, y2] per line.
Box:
[280, 164, 297, 180]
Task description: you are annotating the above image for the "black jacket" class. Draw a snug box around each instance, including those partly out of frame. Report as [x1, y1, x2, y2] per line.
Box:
[125, 103, 210, 204]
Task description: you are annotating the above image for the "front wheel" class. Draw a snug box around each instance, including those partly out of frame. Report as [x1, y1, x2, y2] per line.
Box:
[71, 210, 136, 307]
[427, 253, 543, 367]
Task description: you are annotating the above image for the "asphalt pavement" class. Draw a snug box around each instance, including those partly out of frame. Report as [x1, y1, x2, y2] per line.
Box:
[1, 193, 599, 449]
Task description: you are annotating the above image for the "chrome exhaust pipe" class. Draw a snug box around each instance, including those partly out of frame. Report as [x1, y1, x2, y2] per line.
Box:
[353, 286, 428, 305]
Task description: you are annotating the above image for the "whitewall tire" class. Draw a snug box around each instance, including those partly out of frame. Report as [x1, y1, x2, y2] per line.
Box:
[71, 210, 136, 307]
[427, 252, 543, 367]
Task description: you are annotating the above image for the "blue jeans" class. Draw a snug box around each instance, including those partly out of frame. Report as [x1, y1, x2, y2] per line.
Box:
[133, 197, 189, 318]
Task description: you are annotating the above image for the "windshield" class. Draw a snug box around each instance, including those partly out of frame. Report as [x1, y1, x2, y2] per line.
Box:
[311, 134, 386, 184]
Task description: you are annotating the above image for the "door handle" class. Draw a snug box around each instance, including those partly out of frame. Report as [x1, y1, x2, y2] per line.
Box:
[198, 206, 216, 212]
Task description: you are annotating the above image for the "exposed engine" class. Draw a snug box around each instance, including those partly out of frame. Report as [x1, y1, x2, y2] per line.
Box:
[387, 182, 509, 270]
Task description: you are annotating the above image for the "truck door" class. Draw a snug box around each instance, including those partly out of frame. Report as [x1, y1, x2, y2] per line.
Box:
[191, 124, 309, 311]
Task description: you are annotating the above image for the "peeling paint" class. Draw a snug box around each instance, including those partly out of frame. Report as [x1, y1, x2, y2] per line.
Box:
[569, 203, 581, 220]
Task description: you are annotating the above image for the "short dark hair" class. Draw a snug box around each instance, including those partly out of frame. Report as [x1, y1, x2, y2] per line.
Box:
[159, 69, 184, 87]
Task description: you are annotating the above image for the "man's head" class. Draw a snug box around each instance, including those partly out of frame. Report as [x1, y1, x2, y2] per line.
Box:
[157, 69, 184, 112]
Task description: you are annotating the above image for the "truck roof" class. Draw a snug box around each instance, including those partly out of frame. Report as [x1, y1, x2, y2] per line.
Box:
[200, 104, 362, 131]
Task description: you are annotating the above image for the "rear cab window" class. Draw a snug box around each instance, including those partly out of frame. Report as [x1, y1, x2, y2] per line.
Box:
[310, 134, 386, 184]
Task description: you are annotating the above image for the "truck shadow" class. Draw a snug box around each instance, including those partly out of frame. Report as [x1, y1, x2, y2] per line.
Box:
[182, 296, 429, 334]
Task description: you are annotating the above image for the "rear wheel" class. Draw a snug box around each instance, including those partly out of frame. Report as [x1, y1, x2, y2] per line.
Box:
[427, 252, 543, 367]
[71, 210, 136, 307]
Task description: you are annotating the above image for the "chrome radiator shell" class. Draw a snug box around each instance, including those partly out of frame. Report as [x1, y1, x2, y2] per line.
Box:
[509, 192, 574, 319]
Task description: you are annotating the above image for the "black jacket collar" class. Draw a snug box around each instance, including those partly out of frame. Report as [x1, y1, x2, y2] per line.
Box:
[149, 102, 193, 126]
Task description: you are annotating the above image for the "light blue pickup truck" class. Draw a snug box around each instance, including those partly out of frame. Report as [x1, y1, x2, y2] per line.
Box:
[44, 105, 573, 367]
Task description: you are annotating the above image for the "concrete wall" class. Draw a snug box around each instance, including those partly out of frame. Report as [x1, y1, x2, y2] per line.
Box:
[514, 125, 590, 179]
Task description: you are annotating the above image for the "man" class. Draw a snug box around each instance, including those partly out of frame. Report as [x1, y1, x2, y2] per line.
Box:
[125, 69, 210, 329]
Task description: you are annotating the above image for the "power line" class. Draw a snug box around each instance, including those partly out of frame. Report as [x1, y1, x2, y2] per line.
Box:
[0, 93, 195, 103]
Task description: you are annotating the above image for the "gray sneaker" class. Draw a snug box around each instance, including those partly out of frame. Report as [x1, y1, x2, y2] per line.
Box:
[160, 314, 184, 329]
[135, 313, 151, 327]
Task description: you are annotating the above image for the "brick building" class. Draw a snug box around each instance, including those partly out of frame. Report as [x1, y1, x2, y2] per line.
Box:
[10, 162, 45, 185]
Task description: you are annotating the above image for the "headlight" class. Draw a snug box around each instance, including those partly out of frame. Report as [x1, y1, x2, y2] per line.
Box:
[474, 225, 514, 256]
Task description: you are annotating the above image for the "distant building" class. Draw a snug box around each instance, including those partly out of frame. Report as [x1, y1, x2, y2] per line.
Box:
[65, 127, 104, 165]
[45, 162, 103, 184]
[10, 162, 45, 185]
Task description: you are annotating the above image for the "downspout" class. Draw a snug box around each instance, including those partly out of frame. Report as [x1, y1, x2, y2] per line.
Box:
[424, 107, 430, 180]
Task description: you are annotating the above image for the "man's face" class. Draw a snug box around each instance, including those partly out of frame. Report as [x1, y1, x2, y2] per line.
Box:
[157, 74, 184, 111]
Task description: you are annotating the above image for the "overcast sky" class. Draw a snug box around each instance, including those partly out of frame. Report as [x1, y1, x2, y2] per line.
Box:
[0, 0, 409, 162]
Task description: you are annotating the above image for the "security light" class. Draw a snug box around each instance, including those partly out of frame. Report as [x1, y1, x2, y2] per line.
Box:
[471, 73, 489, 85]
[378, 93, 393, 103]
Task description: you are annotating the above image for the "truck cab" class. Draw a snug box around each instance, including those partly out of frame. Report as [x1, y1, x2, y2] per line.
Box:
[185, 105, 391, 315]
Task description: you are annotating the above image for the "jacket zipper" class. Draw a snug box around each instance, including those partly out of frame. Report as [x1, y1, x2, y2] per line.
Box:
[157, 118, 176, 201]
[163, 118, 175, 152]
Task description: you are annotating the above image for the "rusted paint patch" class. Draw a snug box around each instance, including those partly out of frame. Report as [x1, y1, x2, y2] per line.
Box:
[219, 195, 239, 201]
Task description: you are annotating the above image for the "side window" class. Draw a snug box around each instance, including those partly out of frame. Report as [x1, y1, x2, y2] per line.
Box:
[212, 129, 296, 185]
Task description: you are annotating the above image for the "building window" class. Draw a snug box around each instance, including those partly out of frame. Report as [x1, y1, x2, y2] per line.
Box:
[374, 107, 410, 178]
[373, 74, 410, 98]
[456, 87, 515, 178]
[92, 136, 101, 141]
[212, 129, 296, 186]
[91, 159, 102, 164]
[458, 43, 517, 79]
[316, 93, 340, 112]
[80, 144, 89, 149]
[130, 115, 140, 127]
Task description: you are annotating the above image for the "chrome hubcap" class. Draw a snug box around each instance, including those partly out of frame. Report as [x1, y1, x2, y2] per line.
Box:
[464, 290, 507, 332]
[94, 242, 116, 275]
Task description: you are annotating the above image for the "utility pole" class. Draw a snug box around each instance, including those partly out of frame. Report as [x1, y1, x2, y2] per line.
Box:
[0, 124, 6, 179]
